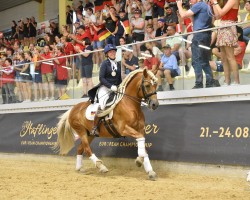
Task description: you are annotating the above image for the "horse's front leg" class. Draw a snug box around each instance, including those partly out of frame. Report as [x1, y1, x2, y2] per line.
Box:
[123, 125, 157, 181]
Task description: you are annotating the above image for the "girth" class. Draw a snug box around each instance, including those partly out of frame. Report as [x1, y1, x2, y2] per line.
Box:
[102, 118, 121, 138]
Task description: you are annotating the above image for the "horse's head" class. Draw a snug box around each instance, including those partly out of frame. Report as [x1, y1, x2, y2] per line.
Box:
[140, 69, 159, 110]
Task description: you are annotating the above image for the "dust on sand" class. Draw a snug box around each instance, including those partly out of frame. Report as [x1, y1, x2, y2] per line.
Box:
[0, 153, 250, 200]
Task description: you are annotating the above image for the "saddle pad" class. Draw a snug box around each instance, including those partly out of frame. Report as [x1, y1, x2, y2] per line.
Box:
[86, 103, 114, 121]
[86, 103, 100, 121]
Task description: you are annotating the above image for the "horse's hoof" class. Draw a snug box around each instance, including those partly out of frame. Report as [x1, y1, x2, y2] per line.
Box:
[135, 157, 143, 167]
[75, 166, 82, 171]
[99, 164, 109, 173]
[148, 171, 157, 181]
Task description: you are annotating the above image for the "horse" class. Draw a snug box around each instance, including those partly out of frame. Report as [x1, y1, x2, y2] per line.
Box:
[54, 69, 159, 180]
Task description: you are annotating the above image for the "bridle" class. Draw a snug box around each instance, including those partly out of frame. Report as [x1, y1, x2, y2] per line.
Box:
[139, 76, 157, 105]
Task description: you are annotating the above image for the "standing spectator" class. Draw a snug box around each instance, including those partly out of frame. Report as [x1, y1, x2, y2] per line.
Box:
[66, 5, 73, 32]
[242, 0, 250, 44]
[11, 20, 18, 40]
[52, 46, 67, 99]
[156, 45, 180, 91]
[21, 51, 33, 102]
[18, 20, 24, 46]
[84, 0, 94, 11]
[101, 5, 118, 46]
[177, 0, 215, 88]
[33, 46, 43, 101]
[1, 58, 16, 103]
[211, 0, 240, 85]
[152, 0, 165, 31]
[40, 45, 55, 101]
[61, 36, 74, 79]
[29, 17, 37, 45]
[75, 38, 94, 97]
[75, 1, 84, 14]
[85, 7, 97, 23]
[23, 18, 30, 47]
[14, 52, 25, 102]
[143, 0, 153, 28]
[49, 21, 60, 37]
[130, 9, 145, 56]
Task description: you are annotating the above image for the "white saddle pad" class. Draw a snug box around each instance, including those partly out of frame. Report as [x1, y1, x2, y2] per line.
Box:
[86, 103, 114, 121]
[86, 103, 100, 121]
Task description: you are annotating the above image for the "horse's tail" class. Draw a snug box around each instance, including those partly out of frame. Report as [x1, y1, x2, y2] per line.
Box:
[53, 109, 75, 155]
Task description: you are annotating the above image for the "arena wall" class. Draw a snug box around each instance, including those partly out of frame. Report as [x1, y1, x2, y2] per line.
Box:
[1, 86, 250, 167]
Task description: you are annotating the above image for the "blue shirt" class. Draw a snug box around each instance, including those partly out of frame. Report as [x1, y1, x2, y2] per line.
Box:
[191, 2, 212, 31]
[161, 54, 180, 75]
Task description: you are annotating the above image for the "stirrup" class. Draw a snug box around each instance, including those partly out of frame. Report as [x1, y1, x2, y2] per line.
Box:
[90, 126, 99, 137]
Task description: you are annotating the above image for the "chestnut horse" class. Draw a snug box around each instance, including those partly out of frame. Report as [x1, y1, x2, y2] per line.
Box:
[54, 69, 159, 180]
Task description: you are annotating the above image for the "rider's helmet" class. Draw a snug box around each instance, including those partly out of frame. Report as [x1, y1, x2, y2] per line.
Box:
[104, 44, 117, 54]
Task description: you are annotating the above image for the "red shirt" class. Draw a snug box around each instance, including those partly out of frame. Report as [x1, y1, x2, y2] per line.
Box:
[1, 66, 15, 84]
[235, 41, 246, 68]
[154, 0, 166, 8]
[184, 18, 193, 33]
[144, 57, 159, 70]
[64, 42, 75, 55]
[40, 53, 53, 74]
[54, 53, 68, 80]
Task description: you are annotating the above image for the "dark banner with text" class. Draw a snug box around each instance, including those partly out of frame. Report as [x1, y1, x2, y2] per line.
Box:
[0, 101, 250, 166]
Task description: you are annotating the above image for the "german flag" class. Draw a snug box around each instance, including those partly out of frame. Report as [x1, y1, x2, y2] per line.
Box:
[121, 20, 130, 35]
[98, 28, 111, 41]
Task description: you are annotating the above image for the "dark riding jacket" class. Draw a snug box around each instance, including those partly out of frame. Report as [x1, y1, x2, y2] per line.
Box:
[99, 59, 122, 88]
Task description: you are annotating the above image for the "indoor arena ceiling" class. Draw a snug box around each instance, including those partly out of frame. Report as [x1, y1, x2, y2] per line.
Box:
[0, 0, 42, 12]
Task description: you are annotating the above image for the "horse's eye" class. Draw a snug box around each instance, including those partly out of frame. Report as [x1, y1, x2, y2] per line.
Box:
[145, 85, 150, 89]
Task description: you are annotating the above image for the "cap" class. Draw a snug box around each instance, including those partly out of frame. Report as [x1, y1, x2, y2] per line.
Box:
[77, 25, 85, 30]
[119, 9, 126, 13]
[163, 44, 171, 49]
[158, 18, 166, 23]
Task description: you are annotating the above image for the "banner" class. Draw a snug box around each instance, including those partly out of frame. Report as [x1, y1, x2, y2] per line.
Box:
[0, 101, 250, 166]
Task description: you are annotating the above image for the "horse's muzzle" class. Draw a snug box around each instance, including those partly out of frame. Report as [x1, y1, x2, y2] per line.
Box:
[149, 99, 159, 110]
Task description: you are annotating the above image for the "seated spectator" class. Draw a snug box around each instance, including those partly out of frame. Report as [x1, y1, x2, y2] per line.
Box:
[122, 47, 139, 76]
[143, 49, 159, 75]
[145, 41, 163, 60]
[155, 18, 168, 48]
[156, 45, 180, 91]
[164, 6, 178, 27]
[243, 0, 250, 44]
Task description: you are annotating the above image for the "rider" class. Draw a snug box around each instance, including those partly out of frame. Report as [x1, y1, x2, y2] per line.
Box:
[90, 44, 122, 136]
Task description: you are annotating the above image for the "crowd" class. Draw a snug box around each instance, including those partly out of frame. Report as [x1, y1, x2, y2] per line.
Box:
[0, 0, 249, 104]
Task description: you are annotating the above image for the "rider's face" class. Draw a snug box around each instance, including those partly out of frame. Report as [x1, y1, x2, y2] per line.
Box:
[107, 50, 116, 59]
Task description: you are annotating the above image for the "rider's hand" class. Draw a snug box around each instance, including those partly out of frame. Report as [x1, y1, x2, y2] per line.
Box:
[111, 85, 117, 92]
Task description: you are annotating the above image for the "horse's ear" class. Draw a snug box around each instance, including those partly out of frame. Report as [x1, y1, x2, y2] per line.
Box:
[143, 68, 148, 78]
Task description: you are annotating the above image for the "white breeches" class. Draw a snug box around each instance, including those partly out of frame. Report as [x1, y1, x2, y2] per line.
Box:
[97, 85, 111, 110]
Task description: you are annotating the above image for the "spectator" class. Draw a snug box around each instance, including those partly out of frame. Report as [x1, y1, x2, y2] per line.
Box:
[1, 58, 16, 103]
[33, 46, 43, 101]
[156, 45, 180, 91]
[143, 49, 159, 75]
[145, 41, 163, 60]
[21, 51, 33, 102]
[23, 18, 30, 47]
[52, 46, 67, 99]
[49, 21, 60, 37]
[29, 17, 37, 45]
[143, 0, 153, 28]
[40, 45, 55, 101]
[85, 7, 97, 23]
[75, 1, 84, 14]
[11, 20, 18, 39]
[177, 0, 215, 88]
[61, 36, 74, 79]
[211, 0, 240, 85]
[164, 6, 179, 27]
[75, 37, 94, 97]
[130, 9, 145, 56]
[152, 0, 165, 30]
[122, 47, 139, 76]
[66, 5, 73, 32]
[243, 0, 250, 44]
[84, 0, 94, 11]
[18, 20, 24, 46]
[155, 18, 168, 48]
[14, 52, 25, 102]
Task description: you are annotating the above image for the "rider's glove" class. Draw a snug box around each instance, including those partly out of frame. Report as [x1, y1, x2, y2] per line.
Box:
[111, 85, 117, 92]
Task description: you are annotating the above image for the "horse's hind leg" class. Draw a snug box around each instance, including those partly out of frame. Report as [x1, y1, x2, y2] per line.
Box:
[77, 134, 108, 173]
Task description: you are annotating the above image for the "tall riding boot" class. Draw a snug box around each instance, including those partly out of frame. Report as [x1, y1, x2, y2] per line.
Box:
[90, 106, 102, 137]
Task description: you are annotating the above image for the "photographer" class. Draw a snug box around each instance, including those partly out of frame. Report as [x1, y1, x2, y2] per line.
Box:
[177, 0, 215, 88]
